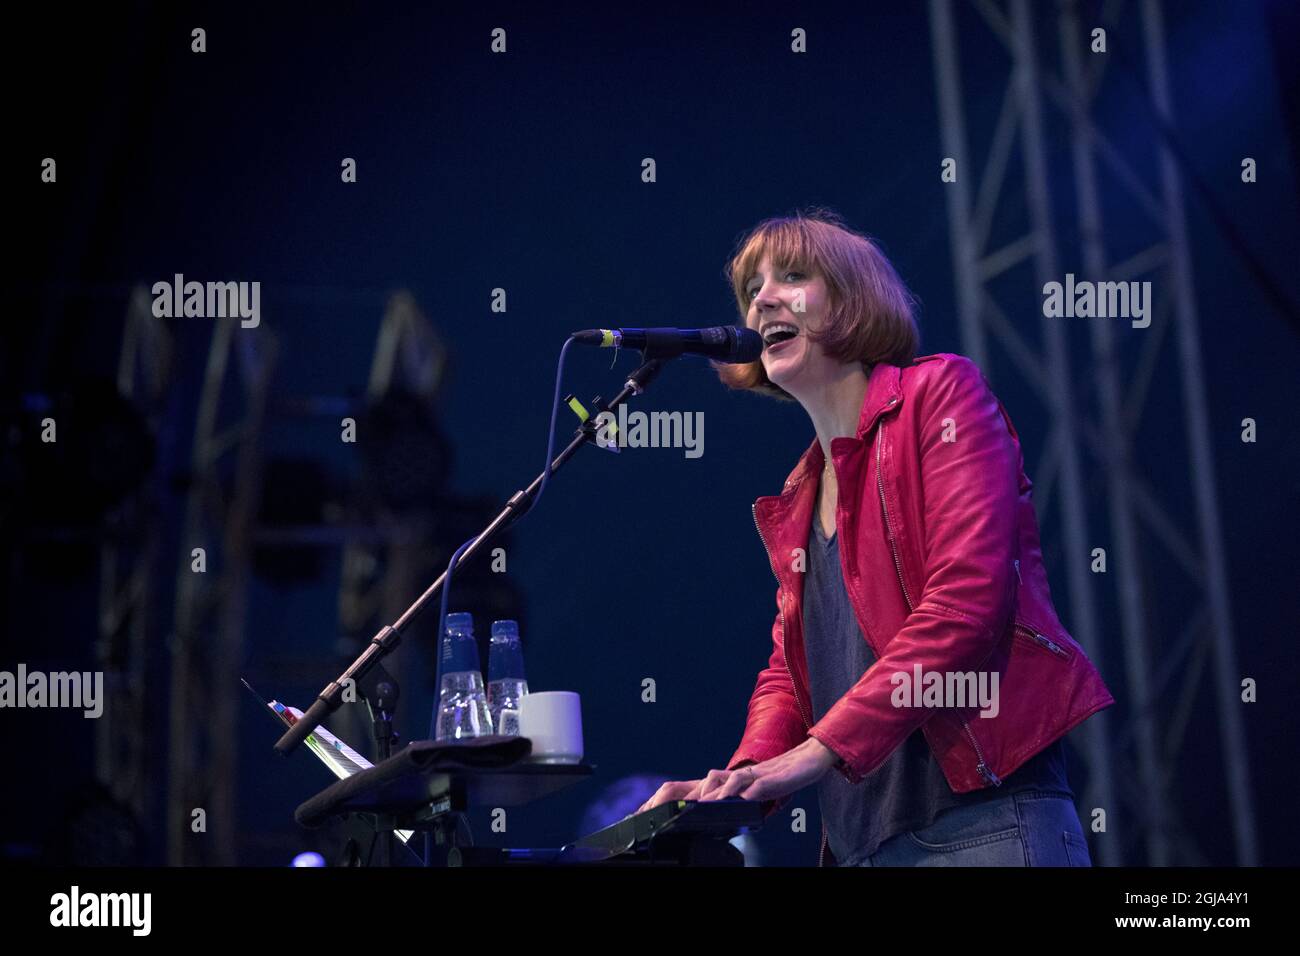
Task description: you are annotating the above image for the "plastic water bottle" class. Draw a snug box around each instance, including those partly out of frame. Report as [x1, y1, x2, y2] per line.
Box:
[435, 612, 494, 740]
[486, 619, 529, 737]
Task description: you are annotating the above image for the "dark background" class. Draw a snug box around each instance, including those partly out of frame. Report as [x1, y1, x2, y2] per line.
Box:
[4, 0, 1298, 866]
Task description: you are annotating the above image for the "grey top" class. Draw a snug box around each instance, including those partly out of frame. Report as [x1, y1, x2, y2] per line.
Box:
[804, 514, 1072, 866]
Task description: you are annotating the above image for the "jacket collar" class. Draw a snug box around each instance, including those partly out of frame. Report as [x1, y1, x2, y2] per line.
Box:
[773, 361, 903, 496]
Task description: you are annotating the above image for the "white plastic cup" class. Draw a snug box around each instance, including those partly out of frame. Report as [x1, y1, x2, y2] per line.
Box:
[518, 691, 583, 764]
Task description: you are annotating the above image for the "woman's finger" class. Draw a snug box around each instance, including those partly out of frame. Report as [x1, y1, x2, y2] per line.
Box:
[708, 765, 757, 801]
[639, 777, 705, 814]
[638, 782, 672, 814]
[698, 769, 731, 798]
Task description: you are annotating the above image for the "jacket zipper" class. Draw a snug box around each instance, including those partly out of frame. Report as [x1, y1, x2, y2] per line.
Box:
[754, 500, 826, 864]
[1014, 622, 1069, 658]
[752, 503, 813, 731]
[875, 419, 1001, 787]
[875, 417, 912, 619]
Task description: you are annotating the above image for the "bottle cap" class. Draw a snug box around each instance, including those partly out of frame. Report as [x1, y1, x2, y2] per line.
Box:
[491, 620, 520, 639]
[445, 611, 473, 634]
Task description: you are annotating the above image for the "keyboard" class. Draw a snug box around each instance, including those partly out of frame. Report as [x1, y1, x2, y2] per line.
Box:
[562, 798, 765, 863]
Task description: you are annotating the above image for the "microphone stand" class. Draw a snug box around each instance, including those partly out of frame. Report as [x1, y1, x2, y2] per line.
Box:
[355, 661, 400, 867]
[273, 357, 666, 761]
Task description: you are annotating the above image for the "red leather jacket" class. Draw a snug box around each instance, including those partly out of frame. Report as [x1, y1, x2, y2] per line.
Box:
[725, 353, 1114, 864]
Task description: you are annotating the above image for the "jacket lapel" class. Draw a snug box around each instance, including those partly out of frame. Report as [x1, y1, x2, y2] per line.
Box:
[750, 362, 908, 707]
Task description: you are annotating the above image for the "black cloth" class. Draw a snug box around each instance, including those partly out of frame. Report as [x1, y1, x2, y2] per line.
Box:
[804, 512, 1072, 866]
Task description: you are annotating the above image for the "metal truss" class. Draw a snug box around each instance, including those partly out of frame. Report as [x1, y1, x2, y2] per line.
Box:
[929, 0, 1255, 864]
[95, 286, 174, 837]
[166, 319, 277, 865]
[334, 290, 449, 752]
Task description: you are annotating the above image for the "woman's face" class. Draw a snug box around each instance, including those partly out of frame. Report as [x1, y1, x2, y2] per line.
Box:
[744, 252, 836, 395]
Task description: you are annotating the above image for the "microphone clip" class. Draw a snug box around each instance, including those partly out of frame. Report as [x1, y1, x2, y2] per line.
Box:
[565, 393, 620, 453]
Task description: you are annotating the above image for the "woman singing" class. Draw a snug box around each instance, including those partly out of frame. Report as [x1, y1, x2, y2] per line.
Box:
[638, 209, 1114, 866]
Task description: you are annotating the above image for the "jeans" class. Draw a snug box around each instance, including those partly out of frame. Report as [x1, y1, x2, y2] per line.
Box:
[854, 790, 1093, 867]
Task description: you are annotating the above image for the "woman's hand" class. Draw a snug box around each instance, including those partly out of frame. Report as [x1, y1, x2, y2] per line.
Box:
[635, 738, 841, 815]
[635, 778, 704, 815]
[635, 767, 753, 814]
[699, 738, 840, 804]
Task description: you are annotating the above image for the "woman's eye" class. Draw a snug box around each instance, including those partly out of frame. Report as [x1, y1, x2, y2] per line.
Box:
[748, 272, 802, 299]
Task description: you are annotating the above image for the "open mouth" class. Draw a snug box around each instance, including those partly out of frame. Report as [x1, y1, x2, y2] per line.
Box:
[762, 323, 800, 350]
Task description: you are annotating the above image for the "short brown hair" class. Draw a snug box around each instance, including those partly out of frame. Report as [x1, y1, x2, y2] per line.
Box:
[713, 208, 921, 400]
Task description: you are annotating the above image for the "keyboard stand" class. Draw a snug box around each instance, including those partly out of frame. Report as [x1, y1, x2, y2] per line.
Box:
[293, 736, 594, 866]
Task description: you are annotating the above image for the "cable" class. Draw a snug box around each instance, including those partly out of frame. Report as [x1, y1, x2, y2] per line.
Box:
[423, 334, 579, 865]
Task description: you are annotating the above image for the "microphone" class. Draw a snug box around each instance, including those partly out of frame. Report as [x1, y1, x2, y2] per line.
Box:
[572, 326, 763, 363]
